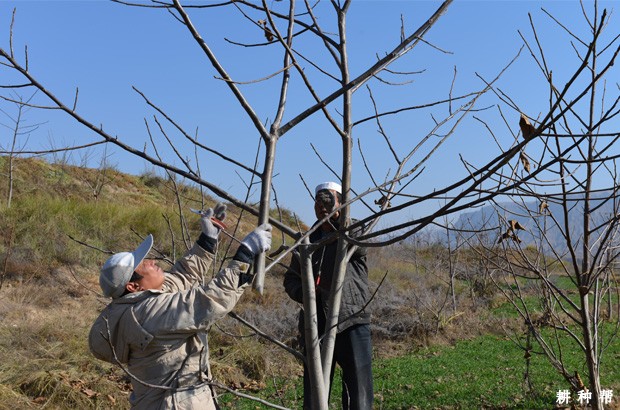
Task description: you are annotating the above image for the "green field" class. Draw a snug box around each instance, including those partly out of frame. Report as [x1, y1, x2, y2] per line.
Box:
[219, 332, 620, 409]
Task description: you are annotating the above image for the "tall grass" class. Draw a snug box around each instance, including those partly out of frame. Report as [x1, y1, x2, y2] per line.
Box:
[0, 278, 129, 409]
[0, 193, 178, 272]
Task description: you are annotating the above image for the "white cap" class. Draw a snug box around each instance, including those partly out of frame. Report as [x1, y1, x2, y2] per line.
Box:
[315, 182, 342, 195]
[99, 234, 153, 299]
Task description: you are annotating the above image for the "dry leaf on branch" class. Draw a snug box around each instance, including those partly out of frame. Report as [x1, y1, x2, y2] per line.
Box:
[509, 220, 526, 231]
[574, 371, 586, 390]
[539, 201, 549, 214]
[258, 19, 274, 42]
[497, 220, 525, 244]
[519, 113, 537, 139]
[497, 229, 522, 244]
[374, 195, 391, 208]
[519, 151, 531, 173]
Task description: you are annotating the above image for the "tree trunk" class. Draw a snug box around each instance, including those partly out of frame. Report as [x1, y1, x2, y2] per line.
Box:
[300, 237, 328, 409]
[581, 293, 602, 409]
[253, 137, 277, 294]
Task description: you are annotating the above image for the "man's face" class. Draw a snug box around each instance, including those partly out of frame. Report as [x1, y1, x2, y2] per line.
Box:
[133, 259, 165, 291]
[314, 189, 341, 221]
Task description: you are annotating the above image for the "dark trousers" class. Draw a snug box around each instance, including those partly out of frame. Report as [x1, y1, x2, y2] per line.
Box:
[303, 323, 373, 410]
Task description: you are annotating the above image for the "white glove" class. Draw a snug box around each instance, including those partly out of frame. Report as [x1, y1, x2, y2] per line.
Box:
[200, 202, 227, 241]
[241, 224, 272, 255]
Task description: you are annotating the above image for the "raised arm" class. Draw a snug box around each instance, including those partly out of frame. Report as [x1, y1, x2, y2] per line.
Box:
[163, 203, 227, 291]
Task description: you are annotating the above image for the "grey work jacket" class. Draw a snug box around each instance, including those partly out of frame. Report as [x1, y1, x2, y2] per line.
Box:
[89, 243, 251, 409]
[283, 220, 370, 334]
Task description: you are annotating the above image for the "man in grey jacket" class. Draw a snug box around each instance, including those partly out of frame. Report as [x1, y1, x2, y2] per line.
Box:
[89, 203, 272, 409]
[283, 182, 373, 410]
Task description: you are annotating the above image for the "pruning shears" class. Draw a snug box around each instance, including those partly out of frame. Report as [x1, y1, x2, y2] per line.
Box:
[189, 208, 228, 230]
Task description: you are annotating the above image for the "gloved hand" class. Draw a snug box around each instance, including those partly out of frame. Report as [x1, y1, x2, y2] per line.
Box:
[240, 224, 272, 255]
[200, 202, 227, 241]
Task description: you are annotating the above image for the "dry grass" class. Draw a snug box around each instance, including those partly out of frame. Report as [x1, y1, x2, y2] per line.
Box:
[0, 267, 128, 408]
[0, 269, 304, 408]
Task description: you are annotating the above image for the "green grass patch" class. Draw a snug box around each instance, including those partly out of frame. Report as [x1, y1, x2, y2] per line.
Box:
[218, 330, 620, 409]
[491, 294, 542, 318]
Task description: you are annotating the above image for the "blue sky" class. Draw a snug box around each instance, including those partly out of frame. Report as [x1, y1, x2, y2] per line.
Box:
[1, 0, 617, 227]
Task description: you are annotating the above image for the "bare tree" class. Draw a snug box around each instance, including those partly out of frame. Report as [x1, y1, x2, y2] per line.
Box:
[0, 90, 40, 207]
[458, 5, 620, 409]
[73, 144, 116, 202]
[0, 1, 611, 408]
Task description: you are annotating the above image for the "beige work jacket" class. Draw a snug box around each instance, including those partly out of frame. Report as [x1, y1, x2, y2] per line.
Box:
[89, 243, 251, 409]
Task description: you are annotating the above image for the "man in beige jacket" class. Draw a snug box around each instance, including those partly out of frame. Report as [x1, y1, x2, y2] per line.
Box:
[89, 203, 272, 409]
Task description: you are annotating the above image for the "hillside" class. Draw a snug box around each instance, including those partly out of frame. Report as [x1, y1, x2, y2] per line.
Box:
[0, 156, 300, 277]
